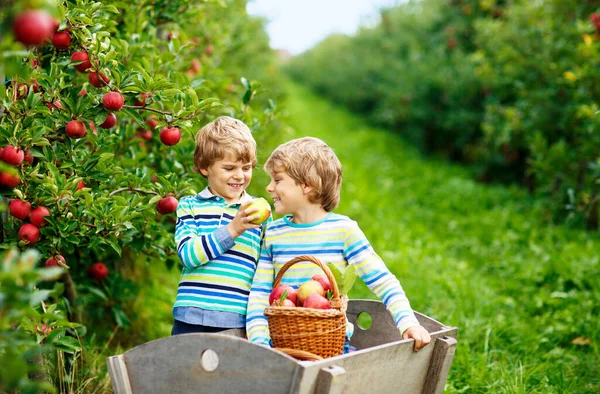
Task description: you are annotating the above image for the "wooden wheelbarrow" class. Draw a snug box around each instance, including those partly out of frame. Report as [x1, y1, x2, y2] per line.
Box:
[107, 300, 458, 394]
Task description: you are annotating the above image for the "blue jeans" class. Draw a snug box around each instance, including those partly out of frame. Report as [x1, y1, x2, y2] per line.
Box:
[343, 336, 358, 354]
[171, 320, 229, 336]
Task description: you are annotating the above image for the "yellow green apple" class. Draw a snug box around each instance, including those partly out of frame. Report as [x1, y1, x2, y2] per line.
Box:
[247, 197, 271, 224]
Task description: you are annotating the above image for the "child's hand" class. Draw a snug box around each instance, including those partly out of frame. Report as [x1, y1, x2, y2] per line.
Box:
[402, 326, 431, 351]
[227, 201, 262, 239]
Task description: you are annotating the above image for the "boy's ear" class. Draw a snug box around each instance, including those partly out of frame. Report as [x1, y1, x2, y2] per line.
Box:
[302, 184, 313, 195]
[200, 168, 209, 177]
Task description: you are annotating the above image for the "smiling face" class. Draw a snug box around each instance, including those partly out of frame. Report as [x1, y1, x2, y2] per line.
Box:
[265, 162, 310, 216]
[200, 153, 253, 204]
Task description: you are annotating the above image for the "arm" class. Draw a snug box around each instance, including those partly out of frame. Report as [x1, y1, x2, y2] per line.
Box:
[343, 222, 421, 334]
[175, 199, 259, 269]
[246, 239, 274, 345]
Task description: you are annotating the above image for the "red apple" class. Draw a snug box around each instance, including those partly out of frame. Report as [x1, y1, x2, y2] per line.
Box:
[16, 83, 28, 99]
[151, 174, 158, 183]
[51, 31, 70, 50]
[47, 100, 62, 111]
[160, 127, 181, 146]
[134, 92, 150, 107]
[303, 293, 331, 309]
[0, 172, 20, 188]
[103, 92, 124, 111]
[269, 284, 297, 305]
[30, 80, 40, 93]
[66, 120, 86, 139]
[2, 146, 24, 166]
[156, 196, 178, 214]
[205, 45, 214, 56]
[76, 180, 85, 191]
[311, 274, 331, 292]
[12, 10, 54, 47]
[272, 299, 296, 307]
[24, 150, 34, 165]
[9, 199, 31, 220]
[29, 206, 50, 227]
[88, 71, 110, 88]
[296, 280, 325, 306]
[88, 262, 108, 281]
[138, 130, 153, 140]
[45, 255, 66, 268]
[19, 223, 40, 244]
[146, 116, 158, 129]
[78, 88, 87, 97]
[100, 113, 117, 129]
[71, 51, 91, 72]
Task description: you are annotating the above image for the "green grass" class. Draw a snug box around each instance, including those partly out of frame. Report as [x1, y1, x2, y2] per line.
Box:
[281, 81, 600, 393]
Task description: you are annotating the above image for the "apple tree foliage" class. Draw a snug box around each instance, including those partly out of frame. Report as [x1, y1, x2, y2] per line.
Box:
[0, 0, 282, 336]
[286, 0, 600, 230]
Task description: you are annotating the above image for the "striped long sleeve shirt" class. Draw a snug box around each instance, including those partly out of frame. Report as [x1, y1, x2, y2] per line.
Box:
[173, 188, 269, 320]
[246, 213, 420, 345]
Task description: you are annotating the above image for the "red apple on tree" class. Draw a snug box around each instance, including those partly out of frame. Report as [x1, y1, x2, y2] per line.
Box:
[88, 262, 108, 281]
[52, 31, 71, 50]
[9, 199, 31, 220]
[156, 196, 178, 214]
[138, 129, 153, 140]
[303, 293, 331, 310]
[12, 10, 55, 47]
[24, 150, 34, 165]
[71, 51, 91, 72]
[2, 146, 24, 166]
[296, 279, 325, 306]
[103, 92, 124, 111]
[100, 113, 117, 129]
[0, 172, 20, 188]
[66, 120, 86, 139]
[19, 223, 40, 244]
[160, 126, 181, 146]
[47, 100, 63, 111]
[45, 255, 66, 268]
[16, 83, 28, 99]
[76, 180, 85, 191]
[134, 92, 150, 107]
[311, 274, 331, 292]
[29, 206, 50, 227]
[146, 116, 158, 129]
[89, 71, 110, 88]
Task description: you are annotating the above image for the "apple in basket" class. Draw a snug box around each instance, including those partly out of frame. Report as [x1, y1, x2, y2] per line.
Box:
[296, 279, 325, 306]
[303, 293, 331, 310]
[269, 285, 297, 305]
[311, 274, 331, 292]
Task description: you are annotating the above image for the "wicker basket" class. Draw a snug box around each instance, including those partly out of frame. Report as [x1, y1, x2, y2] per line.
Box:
[264, 255, 346, 359]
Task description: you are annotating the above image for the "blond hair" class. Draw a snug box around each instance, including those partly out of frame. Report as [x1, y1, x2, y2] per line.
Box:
[265, 137, 342, 212]
[193, 116, 257, 176]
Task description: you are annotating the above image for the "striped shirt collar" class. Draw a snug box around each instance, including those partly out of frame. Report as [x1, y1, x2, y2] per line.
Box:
[198, 186, 254, 205]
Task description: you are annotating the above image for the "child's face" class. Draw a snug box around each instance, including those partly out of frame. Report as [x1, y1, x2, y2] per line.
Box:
[265, 163, 309, 216]
[200, 153, 253, 204]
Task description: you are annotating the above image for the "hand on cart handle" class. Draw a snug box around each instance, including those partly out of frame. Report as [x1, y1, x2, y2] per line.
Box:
[402, 326, 431, 351]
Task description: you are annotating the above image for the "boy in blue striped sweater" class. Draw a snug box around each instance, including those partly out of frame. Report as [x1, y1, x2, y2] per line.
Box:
[246, 137, 431, 351]
[172, 116, 271, 336]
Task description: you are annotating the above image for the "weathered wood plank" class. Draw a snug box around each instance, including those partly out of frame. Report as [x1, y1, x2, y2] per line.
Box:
[315, 365, 346, 394]
[106, 355, 133, 394]
[421, 336, 457, 394]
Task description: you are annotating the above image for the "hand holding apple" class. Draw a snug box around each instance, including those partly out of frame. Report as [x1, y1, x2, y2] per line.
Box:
[246, 197, 271, 224]
[226, 200, 261, 238]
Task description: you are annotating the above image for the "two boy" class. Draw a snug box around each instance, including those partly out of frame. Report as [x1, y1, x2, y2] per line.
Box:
[173, 116, 430, 350]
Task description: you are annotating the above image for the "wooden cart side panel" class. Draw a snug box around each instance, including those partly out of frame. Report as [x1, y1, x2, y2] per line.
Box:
[293, 331, 454, 394]
[115, 333, 303, 394]
[346, 300, 454, 349]
[422, 336, 457, 394]
[106, 355, 133, 394]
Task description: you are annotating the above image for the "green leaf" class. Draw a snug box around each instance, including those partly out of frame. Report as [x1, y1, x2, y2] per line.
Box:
[341, 264, 357, 295]
[327, 263, 343, 292]
[53, 336, 82, 354]
[105, 237, 122, 256]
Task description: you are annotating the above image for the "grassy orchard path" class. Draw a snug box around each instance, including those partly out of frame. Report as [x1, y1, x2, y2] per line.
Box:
[281, 82, 600, 393]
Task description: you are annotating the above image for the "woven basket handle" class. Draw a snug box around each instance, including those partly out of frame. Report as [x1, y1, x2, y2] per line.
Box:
[273, 255, 343, 310]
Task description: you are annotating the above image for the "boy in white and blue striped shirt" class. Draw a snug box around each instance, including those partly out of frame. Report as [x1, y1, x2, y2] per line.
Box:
[246, 137, 430, 351]
[172, 116, 271, 335]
